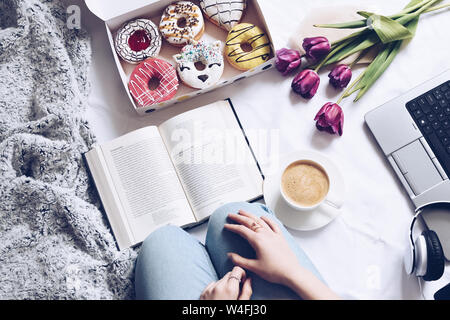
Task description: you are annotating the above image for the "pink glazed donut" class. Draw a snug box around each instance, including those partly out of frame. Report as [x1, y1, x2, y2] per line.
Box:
[128, 58, 179, 107]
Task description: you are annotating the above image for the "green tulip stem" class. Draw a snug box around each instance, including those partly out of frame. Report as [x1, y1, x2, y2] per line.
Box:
[424, 3, 450, 13]
[313, 0, 448, 107]
[314, 38, 354, 72]
[336, 71, 366, 105]
[397, 0, 435, 16]
[398, 0, 442, 24]
[349, 48, 370, 69]
[379, 0, 435, 21]
[316, 0, 433, 31]
[330, 29, 368, 47]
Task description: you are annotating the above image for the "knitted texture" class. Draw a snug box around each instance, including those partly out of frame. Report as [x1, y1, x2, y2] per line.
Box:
[0, 0, 137, 299]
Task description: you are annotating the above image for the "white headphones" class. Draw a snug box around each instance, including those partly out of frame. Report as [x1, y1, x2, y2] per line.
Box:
[404, 207, 445, 282]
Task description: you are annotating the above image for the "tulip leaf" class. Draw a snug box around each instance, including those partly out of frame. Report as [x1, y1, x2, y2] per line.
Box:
[368, 14, 414, 43]
[351, 48, 390, 94]
[314, 21, 367, 29]
[330, 29, 370, 48]
[404, 16, 420, 35]
[397, 0, 442, 26]
[321, 0, 442, 103]
[314, 0, 436, 31]
[324, 32, 379, 66]
[346, 45, 390, 95]
[405, 0, 430, 9]
[357, 11, 372, 19]
[354, 41, 402, 101]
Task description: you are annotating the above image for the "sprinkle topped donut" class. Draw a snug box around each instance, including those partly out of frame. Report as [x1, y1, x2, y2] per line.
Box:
[159, 1, 205, 47]
[173, 41, 224, 89]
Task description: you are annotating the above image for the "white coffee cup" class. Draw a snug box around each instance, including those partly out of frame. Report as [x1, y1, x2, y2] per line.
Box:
[280, 159, 343, 211]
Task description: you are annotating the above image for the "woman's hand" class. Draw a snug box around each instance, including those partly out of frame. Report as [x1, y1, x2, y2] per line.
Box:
[224, 210, 302, 286]
[224, 210, 340, 300]
[200, 266, 252, 300]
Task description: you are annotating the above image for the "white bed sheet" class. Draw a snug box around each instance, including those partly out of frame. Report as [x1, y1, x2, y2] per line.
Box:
[71, 0, 450, 299]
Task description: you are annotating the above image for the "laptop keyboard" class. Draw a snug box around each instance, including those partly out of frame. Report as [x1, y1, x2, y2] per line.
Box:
[406, 80, 450, 176]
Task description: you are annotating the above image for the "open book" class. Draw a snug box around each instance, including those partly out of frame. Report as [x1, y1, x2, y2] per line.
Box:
[85, 100, 263, 250]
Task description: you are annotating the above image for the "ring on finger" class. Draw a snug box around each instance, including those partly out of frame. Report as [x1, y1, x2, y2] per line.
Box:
[251, 221, 263, 231]
[229, 275, 242, 282]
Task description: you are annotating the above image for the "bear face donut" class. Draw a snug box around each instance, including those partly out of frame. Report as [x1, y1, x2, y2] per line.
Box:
[115, 19, 162, 64]
[159, 1, 205, 47]
[173, 41, 224, 89]
[199, 0, 246, 31]
[128, 58, 179, 107]
[225, 23, 272, 71]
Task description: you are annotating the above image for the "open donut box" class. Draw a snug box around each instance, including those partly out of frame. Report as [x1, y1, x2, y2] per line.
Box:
[84, 0, 278, 115]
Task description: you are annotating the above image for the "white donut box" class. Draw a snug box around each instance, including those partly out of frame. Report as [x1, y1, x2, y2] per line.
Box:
[84, 0, 279, 115]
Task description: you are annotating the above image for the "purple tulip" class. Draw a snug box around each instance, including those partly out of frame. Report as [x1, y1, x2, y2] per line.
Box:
[314, 102, 344, 136]
[328, 64, 352, 89]
[302, 36, 331, 63]
[291, 69, 320, 99]
[276, 48, 302, 76]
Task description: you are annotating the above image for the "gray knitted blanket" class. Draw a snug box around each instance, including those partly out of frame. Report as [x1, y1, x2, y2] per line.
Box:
[0, 0, 137, 299]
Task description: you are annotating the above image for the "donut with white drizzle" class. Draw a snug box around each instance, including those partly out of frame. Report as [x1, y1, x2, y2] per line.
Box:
[115, 19, 162, 64]
[128, 58, 179, 107]
[159, 1, 205, 47]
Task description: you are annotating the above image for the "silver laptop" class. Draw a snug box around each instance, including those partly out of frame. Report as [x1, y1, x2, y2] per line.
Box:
[365, 69, 450, 257]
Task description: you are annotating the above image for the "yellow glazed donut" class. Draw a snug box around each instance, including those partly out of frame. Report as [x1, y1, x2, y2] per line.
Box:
[225, 23, 272, 71]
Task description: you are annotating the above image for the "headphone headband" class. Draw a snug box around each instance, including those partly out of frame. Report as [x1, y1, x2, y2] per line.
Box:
[405, 210, 422, 275]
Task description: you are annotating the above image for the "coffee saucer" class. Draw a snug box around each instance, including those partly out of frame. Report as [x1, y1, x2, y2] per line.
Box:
[263, 150, 345, 231]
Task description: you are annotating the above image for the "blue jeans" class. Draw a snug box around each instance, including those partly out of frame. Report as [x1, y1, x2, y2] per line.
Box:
[134, 202, 324, 300]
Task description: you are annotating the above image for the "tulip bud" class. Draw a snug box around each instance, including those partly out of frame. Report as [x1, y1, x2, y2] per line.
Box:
[302, 37, 331, 63]
[314, 102, 344, 136]
[328, 64, 352, 89]
[291, 69, 320, 99]
[275, 48, 302, 76]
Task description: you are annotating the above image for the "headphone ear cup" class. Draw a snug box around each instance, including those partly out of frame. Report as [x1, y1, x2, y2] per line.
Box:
[422, 230, 445, 281]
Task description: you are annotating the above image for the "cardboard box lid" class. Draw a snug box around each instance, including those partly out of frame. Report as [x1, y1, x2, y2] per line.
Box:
[85, 0, 158, 21]
[85, 0, 281, 49]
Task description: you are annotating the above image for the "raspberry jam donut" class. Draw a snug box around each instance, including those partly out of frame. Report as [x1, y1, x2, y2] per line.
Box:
[225, 23, 272, 71]
[128, 58, 179, 107]
[173, 41, 224, 89]
[159, 1, 205, 47]
[115, 19, 162, 64]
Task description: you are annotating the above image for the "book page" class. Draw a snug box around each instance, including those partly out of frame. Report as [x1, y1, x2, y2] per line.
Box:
[99, 126, 195, 246]
[159, 101, 263, 221]
[85, 147, 133, 250]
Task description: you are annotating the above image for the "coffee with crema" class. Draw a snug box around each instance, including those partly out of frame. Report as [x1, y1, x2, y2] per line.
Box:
[281, 160, 330, 207]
